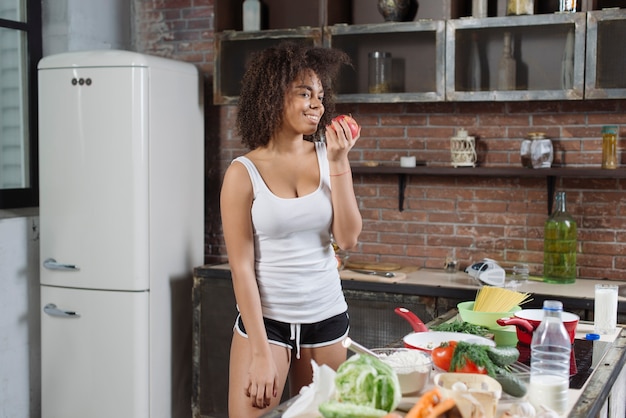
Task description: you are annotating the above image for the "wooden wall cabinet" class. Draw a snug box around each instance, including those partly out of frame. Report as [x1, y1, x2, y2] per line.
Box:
[445, 13, 586, 101]
[326, 21, 446, 103]
[214, 29, 322, 105]
[212, 1, 626, 104]
[585, 8, 626, 98]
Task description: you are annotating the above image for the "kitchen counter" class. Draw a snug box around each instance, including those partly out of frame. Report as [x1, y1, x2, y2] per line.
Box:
[196, 263, 626, 314]
[261, 310, 626, 418]
[191, 264, 626, 418]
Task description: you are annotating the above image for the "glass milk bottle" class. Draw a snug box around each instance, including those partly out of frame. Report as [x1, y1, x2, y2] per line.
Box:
[543, 191, 577, 283]
[528, 300, 571, 414]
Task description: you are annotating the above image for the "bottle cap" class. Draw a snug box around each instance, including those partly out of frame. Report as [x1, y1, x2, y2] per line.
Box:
[602, 126, 618, 135]
[542, 300, 563, 311]
[585, 333, 600, 341]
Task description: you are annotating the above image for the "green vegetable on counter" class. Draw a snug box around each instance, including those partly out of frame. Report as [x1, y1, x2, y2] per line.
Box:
[486, 346, 520, 367]
[446, 341, 526, 398]
[429, 320, 490, 336]
[329, 354, 401, 413]
[494, 366, 528, 398]
[318, 400, 388, 418]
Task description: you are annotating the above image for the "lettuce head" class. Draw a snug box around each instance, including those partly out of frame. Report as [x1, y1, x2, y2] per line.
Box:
[332, 354, 401, 412]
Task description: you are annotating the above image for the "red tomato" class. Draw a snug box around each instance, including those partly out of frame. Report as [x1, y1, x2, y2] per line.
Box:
[452, 355, 487, 374]
[332, 114, 360, 138]
[431, 341, 457, 371]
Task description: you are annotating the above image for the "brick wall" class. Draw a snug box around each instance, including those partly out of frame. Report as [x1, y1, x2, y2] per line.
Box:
[134, 0, 626, 281]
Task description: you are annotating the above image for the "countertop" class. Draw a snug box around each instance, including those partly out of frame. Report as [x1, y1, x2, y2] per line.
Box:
[195, 264, 626, 313]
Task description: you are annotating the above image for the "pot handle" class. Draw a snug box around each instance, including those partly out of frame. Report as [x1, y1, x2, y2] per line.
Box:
[394, 307, 428, 333]
[496, 317, 535, 335]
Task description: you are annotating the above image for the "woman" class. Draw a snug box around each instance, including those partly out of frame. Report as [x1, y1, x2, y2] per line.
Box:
[220, 42, 362, 417]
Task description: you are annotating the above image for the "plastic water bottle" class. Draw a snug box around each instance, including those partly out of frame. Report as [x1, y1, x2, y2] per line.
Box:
[528, 300, 571, 414]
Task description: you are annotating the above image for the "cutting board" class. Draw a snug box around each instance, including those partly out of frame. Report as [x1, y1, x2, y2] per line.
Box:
[340, 266, 419, 283]
[344, 261, 403, 271]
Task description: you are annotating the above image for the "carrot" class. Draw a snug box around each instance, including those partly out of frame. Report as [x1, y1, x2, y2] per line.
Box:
[382, 413, 403, 418]
[404, 388, 456, 418]
[424, 397, 456, 418]
[404, 388, 442, 418]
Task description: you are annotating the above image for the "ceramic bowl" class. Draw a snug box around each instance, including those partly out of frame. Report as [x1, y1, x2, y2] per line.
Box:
[371, 348, 431, 395]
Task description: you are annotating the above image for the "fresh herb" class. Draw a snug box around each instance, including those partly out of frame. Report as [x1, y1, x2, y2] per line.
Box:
[430, 320, 490, 336]
[449, 341, 497, 376]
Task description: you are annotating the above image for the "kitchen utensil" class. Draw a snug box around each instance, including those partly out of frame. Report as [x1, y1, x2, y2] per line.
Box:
[394, 307, 428, 332]
[496, 309, 579, 345]
[341, 337, 379, 358]
[395, 307, 496, 351]
[465, 258, 506, 286]
[350, 269, 396, 278]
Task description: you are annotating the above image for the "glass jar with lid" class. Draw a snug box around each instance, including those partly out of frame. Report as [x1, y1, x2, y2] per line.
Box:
[368, 52, 392, 94]
[507, 0, 534, 15]
[521, 132, 553, 169]
[601, 125, 618, 169]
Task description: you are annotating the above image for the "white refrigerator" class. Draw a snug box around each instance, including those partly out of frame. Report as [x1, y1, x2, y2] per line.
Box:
[38, 50, 204, 418]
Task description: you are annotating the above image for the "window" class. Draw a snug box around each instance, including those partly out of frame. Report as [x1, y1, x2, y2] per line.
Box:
[0, 0, 41, 209]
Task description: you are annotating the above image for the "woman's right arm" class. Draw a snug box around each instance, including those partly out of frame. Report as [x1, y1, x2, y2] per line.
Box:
[220, 161, 278, 408]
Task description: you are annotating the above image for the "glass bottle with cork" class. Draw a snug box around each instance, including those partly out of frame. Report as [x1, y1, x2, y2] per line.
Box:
[601, 125, 618, 169]
[543, 191, 577, 284]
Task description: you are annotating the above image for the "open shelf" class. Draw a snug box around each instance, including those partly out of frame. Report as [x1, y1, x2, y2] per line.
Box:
[351, 164, 626, 212]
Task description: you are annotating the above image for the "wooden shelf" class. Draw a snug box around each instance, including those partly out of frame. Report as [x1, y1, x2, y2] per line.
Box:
[351, 164, 626, 212]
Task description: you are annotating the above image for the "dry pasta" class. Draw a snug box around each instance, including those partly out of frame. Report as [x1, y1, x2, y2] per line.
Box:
[474, 286, 532, 312]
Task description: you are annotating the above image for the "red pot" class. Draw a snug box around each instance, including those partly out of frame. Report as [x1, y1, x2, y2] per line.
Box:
[496, 309, 579, 345]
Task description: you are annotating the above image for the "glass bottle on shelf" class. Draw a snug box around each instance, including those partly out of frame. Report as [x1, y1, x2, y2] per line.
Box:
[543, 191, 577, 284]
[467, 33, 483, 91]
[472, 0, 487, 18]
[601, 125, 618, 169]
[561, 28, 574, 89]
[497, 32, 516, 90]
[243, 0, 261, 32]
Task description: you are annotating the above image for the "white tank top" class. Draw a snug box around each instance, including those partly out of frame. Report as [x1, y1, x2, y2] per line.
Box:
[232, 141, 347, 323]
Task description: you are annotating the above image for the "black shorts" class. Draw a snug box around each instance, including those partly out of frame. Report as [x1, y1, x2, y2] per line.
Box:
[234, 311, 350, 355]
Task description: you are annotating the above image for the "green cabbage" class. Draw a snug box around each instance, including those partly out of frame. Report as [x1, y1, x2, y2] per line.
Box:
[318, 400, 388, 418]
[332, 354, 401, 413]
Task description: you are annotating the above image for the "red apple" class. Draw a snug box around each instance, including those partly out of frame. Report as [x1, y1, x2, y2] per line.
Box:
[332, 114, 360, 138]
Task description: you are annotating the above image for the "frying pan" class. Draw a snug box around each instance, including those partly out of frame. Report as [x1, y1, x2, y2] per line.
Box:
[395, 307, 495, 352]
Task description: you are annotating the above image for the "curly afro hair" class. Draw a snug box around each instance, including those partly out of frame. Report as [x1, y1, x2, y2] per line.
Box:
[236, 41, 351, 149]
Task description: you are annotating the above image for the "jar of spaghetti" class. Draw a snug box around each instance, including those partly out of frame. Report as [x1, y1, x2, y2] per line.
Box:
[601, 125, 618, 169]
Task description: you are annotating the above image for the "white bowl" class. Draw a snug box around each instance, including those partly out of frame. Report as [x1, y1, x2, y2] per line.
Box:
[372, 348, 432, 395]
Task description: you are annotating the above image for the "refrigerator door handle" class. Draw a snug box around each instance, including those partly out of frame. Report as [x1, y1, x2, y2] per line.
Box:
[43, 303, 80, 318]
[43, 258, 80, 271]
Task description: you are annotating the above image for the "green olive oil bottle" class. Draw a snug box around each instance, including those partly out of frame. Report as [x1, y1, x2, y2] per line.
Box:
[543, 191, 577, 283]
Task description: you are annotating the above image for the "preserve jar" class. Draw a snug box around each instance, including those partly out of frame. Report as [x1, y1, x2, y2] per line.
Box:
[521, 132, 553, 169]
[507, 0, 533, 15]
[601, 125, 618, 169]
[368, 51, 392, 94]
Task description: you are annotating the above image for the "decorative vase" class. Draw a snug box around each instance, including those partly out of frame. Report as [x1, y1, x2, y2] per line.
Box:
[377, 0, 418, 22]
[497, 32, 516, 90]
[561, 28, 575, 89]
[467, 33, 483, 91]
[243, 0, 261, 31]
